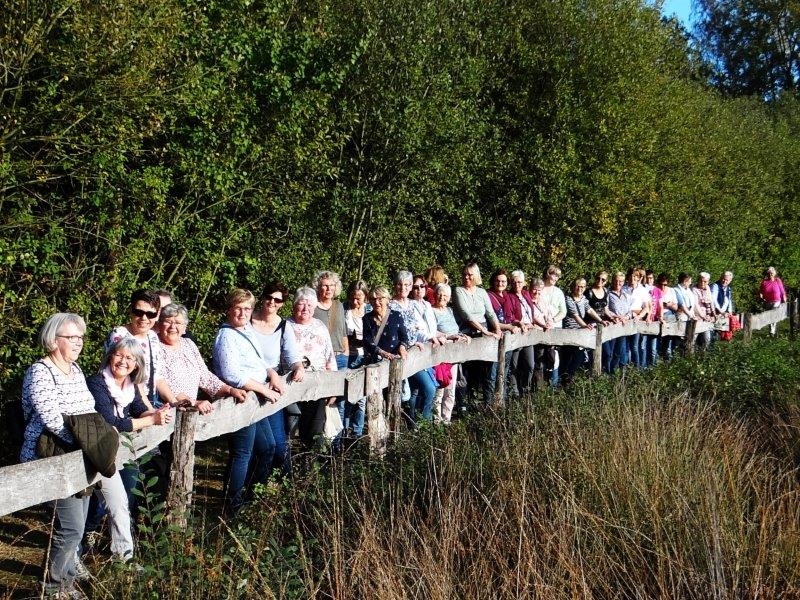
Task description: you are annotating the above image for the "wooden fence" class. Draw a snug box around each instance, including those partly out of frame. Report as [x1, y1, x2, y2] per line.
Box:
[1, 301, 795, 519]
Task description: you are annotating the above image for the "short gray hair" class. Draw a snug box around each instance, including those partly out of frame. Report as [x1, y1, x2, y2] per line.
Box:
[393, 270, 413, 285]
[435, 283, 452, 296]
[101, 336, 147, 385]
[312, 270, 342, 296]
[159, 303, 189, 324]
[723, 271, 734, 279]
[530, 277, 545, 290]
[39, 313, 86, 353]
[510, 270, 526, 282]
[294, 286, 318, 308]
[699, 272, 711, 281]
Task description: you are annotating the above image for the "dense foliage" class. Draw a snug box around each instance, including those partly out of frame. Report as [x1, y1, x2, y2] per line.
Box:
[2, 0, 799, 392]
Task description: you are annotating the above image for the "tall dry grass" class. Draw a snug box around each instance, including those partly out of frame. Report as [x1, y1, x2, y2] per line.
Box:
[291, 383, 800, 599]
[92, 342, 800, 599]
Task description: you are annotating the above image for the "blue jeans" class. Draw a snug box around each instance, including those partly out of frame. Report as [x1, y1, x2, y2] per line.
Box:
[628, 333, 641, 368]
[644, 334, 658, 367]
[224, 417, 275, 513]
[47, 495, 90, 591]
[267, 409, 291, 476]
[611, 336, 629, 373]
[408, 368, 437, 421]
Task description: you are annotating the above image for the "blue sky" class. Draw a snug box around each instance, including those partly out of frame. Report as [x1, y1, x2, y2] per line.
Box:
[660, 0, 695, 27]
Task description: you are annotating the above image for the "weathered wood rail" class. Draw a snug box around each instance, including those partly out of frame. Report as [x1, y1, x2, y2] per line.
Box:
[1, 301, 794, 518]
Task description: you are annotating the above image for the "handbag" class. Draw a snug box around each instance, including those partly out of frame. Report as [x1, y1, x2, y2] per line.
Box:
[433, 363, 453, 388]
[323, 405, 344, 440]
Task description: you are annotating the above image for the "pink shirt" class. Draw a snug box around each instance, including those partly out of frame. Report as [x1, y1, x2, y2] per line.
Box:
[760, 278, 786, 304]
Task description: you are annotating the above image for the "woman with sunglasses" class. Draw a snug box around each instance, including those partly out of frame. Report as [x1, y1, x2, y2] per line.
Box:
[251, 283, 305, 473]
[105, 289, 183, 409]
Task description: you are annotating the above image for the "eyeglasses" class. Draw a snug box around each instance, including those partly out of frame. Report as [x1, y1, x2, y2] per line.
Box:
[132, 308, 158, 319]
[111, 353, 136, 364]
[162, 319, 186, 328]
[58, 335, 84, 343]
[412, 284, 426, 290]
[264, 296, 284, 304]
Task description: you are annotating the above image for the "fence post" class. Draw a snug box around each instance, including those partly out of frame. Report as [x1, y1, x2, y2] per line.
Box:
[365, 365, 387, 457]
[742, 313, 753, 343]
[789, 299, 797, 342]
[387, 358, 405, 438]
[684, 320, 697, 355]
[166, 408, 198, 526]
[492, 333, 508, 408]
[592, 324, 603, 376]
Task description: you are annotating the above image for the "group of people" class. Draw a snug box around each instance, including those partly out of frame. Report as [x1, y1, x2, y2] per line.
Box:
[19, 263, 788, 598]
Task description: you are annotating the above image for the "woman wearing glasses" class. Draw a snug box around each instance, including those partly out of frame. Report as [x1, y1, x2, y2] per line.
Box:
[251, 284, 305, 473]
[213, 288, 284, 514]
[21, 313, 101, 596]
[105, 289, 183, 408]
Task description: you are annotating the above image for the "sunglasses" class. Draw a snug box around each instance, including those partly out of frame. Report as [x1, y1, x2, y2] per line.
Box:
[412, 284, 426, 290]
[264, 296, 285, 304]
[132, 308, 158, 319]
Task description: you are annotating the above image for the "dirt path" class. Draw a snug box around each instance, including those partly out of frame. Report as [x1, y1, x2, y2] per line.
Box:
[0, 440, 228, 599]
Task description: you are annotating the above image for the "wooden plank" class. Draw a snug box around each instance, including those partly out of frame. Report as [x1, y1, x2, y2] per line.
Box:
[508, 327, 595, 350]
[345, 368, 366, 404]
[0, 452, 97, 517]
[750, 304, 788, 331]
[660, 321, 688, 338]
[600, 321, 639, 343]
[634, 321, 661, 336]
[193, 371, 345, 442]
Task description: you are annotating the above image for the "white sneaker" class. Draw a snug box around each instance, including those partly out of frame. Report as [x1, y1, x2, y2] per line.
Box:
[73, 557, 91, 582]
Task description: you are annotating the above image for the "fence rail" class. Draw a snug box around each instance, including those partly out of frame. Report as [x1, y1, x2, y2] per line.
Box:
[0, 301, 795, 518]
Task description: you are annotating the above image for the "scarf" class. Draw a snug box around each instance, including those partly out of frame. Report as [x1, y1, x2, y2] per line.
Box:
[102, 366, 135, 418]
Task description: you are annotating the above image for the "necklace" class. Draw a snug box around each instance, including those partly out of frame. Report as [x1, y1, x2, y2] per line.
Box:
[48, 355, 72, 376]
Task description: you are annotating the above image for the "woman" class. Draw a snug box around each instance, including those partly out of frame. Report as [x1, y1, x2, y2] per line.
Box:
[85, 338, 174, 560]
[562, 278, 600, 383]
[251, 284, 305, 471]
[213, 288, 283, 514]
[607, 272, 632, 373]
[312, 270, 349, 371]
[158, 303, 248, 413]
[105, 289, 183, 408]
[487, 269, 521, 401]
[423, 265, 448, 304]
[453, 263, 501, 406]
[344, 280, 370, 436]
[624, 268, 651, 368]
[288, 287, 338, 447]
[363, 285, 410, 362]
[760, 266, 787, 335]
[431, 284, 470, 424]
[344, 280, 370, 370]
[508, 271, 537, 396]
[390, 271, 440, 422]
[585, 271, 621, 374]
[656, 273, 680, 360]
[20, 314, 101, 595]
